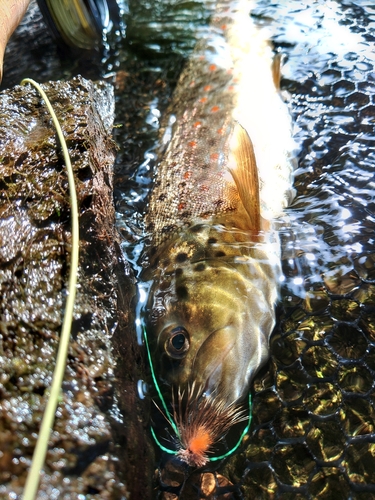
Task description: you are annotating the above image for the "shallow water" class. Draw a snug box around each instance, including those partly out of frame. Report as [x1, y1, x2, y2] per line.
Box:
[116, 1, 375, 498]
[2, 0, 375, 498]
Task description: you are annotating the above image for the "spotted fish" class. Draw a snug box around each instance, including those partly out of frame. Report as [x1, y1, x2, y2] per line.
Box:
[141, 0, 295, 467]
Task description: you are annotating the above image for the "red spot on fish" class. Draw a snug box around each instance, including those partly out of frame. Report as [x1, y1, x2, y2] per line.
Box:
[200, 185, 209, 192]
[221, 24, 227, 30]
[199, 97, 208, 103]
[209, 64, 217, 72]
[184, 171, 192, 180]
[199, 55, 205, 60]
[210, 153, 219, 161]
[188, 141, 197, 148]
[203, 85, 212, 92]
[227, 68, 233, 75]
[228, 85, 234, 91]
[178, 203, 185, 210]
[193, 121, 202, 128]
[217, 127, 225, 135]
[189, 81, 195, 87]
[211, 105, 220, 113]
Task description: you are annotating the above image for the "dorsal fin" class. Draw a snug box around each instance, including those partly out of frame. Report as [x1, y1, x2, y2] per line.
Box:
[227, 122, 260, 233]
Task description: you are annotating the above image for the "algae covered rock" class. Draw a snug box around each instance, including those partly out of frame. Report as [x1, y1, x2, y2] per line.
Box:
[0, 76, 153, 498]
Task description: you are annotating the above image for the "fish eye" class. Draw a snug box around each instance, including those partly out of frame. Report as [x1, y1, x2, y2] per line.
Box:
[165, 327, 190, 359]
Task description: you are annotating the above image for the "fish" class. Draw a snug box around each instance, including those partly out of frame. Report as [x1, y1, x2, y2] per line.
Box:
[140, 0, 296, 468]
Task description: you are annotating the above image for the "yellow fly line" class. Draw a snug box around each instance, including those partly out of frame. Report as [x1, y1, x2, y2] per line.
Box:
[20, 78, 80, 500]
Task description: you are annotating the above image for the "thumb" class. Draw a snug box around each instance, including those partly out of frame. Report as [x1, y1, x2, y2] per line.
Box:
[0, 0, 30, 82]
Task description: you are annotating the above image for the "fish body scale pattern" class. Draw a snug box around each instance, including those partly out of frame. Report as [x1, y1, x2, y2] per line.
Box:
[146, 39, 237, 242]
[145, 0, 294, 248]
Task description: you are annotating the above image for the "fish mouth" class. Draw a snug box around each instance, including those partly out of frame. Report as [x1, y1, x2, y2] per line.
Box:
[170, 326, 250, 467]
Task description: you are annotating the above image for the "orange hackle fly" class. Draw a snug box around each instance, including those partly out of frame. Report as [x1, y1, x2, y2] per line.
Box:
[178, 425, 214, 468]
[172, 383, 247, 468]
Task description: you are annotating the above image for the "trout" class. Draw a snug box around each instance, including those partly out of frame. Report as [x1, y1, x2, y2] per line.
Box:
[140, 0, 295, 467]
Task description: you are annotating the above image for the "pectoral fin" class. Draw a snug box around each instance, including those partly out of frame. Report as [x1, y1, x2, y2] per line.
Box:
[228, 122, 260, 233]
[272, 53, 282, 90]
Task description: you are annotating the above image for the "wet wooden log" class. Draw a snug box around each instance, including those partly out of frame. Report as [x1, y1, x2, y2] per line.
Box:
[0, 76, 153, 498]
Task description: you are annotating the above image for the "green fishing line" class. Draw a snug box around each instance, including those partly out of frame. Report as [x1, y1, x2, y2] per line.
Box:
[143, 326, 180, 437]
[151, 426, 177, 455]
[143, 325, 252, 461]
[209, 393, 252, 461]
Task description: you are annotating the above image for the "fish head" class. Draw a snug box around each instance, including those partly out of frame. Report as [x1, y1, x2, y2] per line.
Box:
[151, 262, 272, 400]
[146, 257, 277, 465]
